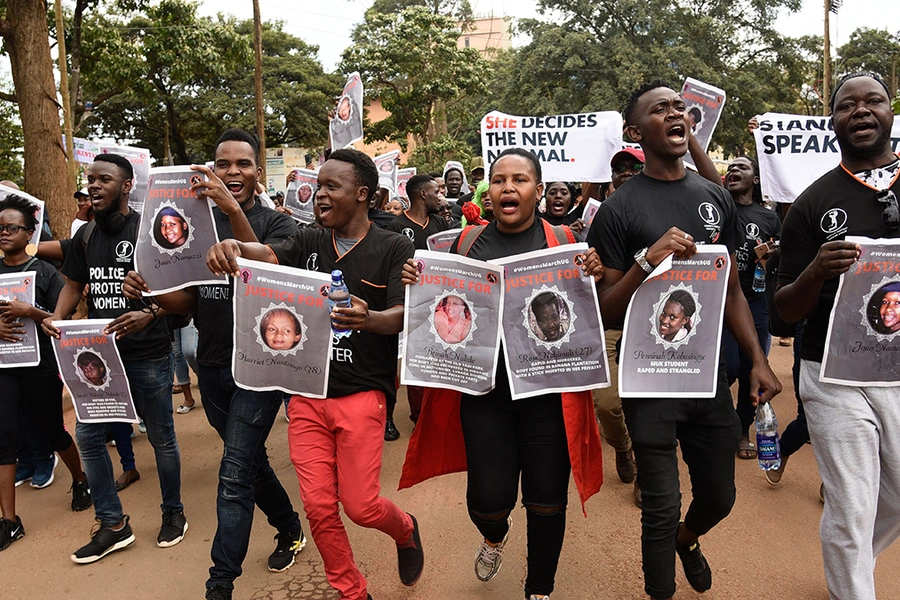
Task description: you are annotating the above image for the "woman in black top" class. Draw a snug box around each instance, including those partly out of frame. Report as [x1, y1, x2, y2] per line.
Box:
[0, 194, 91, 551]
[540, 182, 584, 232]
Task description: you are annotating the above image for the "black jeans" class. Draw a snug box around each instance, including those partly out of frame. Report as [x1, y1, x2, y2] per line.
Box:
[723, 294, 771, 435]
[460, 386, 570, 598]
[622, 373, 740, 600]
[0, 370, 72, 465]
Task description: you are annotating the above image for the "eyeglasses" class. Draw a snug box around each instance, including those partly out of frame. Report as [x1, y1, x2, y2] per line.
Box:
[0, 224, 31, 234]
[612, 163, 644, 174]
[875, 190, 899, 231]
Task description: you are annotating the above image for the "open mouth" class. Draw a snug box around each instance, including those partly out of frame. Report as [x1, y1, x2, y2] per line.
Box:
[90, 194, 104, 206]
[226, 181, 245, 195]
[499, 197, 519, 214]
[667, 123, 686, 143]
[317, 204, 333, 218]
[850, 122, 877, 135]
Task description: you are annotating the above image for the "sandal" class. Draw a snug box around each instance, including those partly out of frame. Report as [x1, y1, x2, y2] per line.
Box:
[737, 437, 757, 460]
[176, 403, 195, 414]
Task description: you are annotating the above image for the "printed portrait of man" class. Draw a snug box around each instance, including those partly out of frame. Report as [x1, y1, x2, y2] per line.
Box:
[76, 351, 109, 388]
[154, 206, 190, 250]
[867, 281, 900, 335]
[529, 292, 568, 342]
[297, 183, 313, 205]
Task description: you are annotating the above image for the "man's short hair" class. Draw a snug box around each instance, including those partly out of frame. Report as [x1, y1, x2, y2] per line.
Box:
[829, 72, 891, 113]
[328, 148, 379, 204]
[94, 153, 134, 181]
[405, 174, 435, 202]
[215, 129, 260, 165]
[428, 172, 442, 179]
[624, 79, 670, 126]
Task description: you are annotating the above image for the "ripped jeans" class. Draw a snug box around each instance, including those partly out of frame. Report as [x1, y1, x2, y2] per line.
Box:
[197, 366, 301, 591]
[461, 387, 571, 598]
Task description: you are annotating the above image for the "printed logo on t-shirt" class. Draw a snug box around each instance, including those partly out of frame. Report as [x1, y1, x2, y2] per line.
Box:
[306, 253, 319, 271]
[697, 202, 722, 243]
[115, 241, 134, 263]
[745, 222, 760, 239]
[401, 227, 415, 241]
[819, 208, 848, 240]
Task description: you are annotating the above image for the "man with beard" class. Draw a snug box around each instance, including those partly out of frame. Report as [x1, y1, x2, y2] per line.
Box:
[122, 129, 305, 600]
[42, 153, 187, 563]
[588, 81, 781, 600]
[775, 72, 900, 600]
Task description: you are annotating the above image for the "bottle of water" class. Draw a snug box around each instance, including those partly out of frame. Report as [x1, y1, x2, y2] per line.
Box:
[752, 260, 766, 293]
[328, 270, 352, 339]
[756, 401, 781, 471]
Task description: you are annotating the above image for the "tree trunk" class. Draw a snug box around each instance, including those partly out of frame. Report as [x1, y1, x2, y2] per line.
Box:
[3, 0, 71, 240]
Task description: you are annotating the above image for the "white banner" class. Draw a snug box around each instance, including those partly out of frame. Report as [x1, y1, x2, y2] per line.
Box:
[754, 113, 900, 204]
[481, 111, 623, 183]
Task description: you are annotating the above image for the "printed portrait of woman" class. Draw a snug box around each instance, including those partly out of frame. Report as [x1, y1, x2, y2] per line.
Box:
[337, 95, 352, 122]
[529, 292, 568, 342]
[259, 307, 303, 351]
[154, 206, 189, 250]
[434, 294, 472, 344]
[297, 183, 314, 204]
[76, 351, 108, 388]
[868, 281, 900, 335]
[657, 289, 696, 342]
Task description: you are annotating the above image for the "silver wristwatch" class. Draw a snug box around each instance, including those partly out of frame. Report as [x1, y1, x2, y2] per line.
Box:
[634, 247, 654, 273]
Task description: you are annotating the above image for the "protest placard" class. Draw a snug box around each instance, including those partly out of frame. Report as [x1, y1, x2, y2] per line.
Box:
[495, 244, 609, 399]
[821, 237, 900, 386]
[619, 246, 730, 398]
[52, 319, 138, 423]
[330, 72, 364, 150]
[754, 113, 900, 204]
[135, 166, 225, 295]
[426, 229, 462, 253]
[581, 198, 602, 236]
[100, 144, 152, 213]
[681, 78, 726, 171]
[374, 150, 400, 195]
[0, 184, 44, 250]
[401, 250, 503, 395]
[284, 168, 318, 225]
[397, 167, 416, 199]
[232, 258, 333, 397]
[0, 272, 40, 368]
[71, 137, 100, 185]
[480, 110, 623, 183]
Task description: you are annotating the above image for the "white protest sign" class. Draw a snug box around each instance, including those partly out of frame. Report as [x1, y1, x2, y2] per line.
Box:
[754, 113, 900, 204]
[481, 111, 623, 183]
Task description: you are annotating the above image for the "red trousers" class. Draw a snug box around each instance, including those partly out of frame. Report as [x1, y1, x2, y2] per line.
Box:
[288, 390, 413, 600]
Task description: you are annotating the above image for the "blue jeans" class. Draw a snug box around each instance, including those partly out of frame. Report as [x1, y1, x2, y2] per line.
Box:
[198, 365, 301, 590]
[173, 323, 198, 385]
[76, 355, 183, 526]
[723, 294, 771, 435]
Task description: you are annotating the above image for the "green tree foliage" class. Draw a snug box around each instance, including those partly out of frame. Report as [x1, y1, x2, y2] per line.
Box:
[0, 98, 23, 184]
[340, 5, 491, 170]
[489, 0, 820, 157]
[836, 28, 900, 110]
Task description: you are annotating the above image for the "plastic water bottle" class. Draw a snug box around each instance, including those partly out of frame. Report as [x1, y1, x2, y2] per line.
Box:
[328, 270, 352, 339]
[752, 260, 766, 293]
[756, 401, 781, 471]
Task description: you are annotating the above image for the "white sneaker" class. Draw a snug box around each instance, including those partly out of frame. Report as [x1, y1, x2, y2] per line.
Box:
[474, 516, 511, 581]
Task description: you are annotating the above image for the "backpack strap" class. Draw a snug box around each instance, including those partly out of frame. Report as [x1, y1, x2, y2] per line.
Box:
[80, 220, 98, 255]
[19, 256, 38, 273]
[456, 225, 486, 257]
[541, 220, 576, 247]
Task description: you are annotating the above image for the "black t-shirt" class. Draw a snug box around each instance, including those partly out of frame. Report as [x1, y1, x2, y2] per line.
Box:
[733, 202, 782, 298]
[62, 211, 171, 361]
[195, 202, 298, 367]
[368, 208, 396, 229]
[450, 216, 582, 259]
[0, 258, 64, 375]
[269, 224, 414, 398]
[386, 210, 449, 250]
[778, 165, 900, 362]
[541, 203, 585, 228]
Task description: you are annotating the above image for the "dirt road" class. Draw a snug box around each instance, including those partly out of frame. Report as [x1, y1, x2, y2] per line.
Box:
[3, 343, 898, 599]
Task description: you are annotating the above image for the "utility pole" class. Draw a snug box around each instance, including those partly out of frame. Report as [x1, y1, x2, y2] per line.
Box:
[822, 0, 831, 116]
[54, 0, 76, 192]
[252, 0, 266, 183]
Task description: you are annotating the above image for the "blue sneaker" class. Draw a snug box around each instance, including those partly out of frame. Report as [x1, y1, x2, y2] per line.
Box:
[31, 454, 59, 489]
[14, 462, 34, 488]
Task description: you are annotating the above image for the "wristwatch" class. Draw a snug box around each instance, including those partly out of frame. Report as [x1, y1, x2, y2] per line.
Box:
[634, 247, 654, 273]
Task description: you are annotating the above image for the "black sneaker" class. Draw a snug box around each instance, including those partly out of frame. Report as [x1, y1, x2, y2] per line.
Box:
[675, 539, 712, 592]
[205, 585, 232, 600]
[0, 516, 25, 551]
[384, 419, 400, 441]
[71, 479, 92, 512]
[397, 513, 424, 586]
[268, 529, 307, 572]
[157, 511, 188, 548]
[71, 516, 135, 564]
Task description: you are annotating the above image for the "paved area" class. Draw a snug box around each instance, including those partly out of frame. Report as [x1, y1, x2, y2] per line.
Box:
[2, 343, 899, 599]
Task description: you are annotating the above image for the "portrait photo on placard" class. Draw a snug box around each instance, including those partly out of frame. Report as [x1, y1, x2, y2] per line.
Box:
[429, 293, 475, 348]
[255, 303, 308, 356]
[150, 202, 193, 254]
[864, 280, 900, 337]
[651, 285, 701, 349]
[73, 348, 111, 391]
[522, 287, 575, 349]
